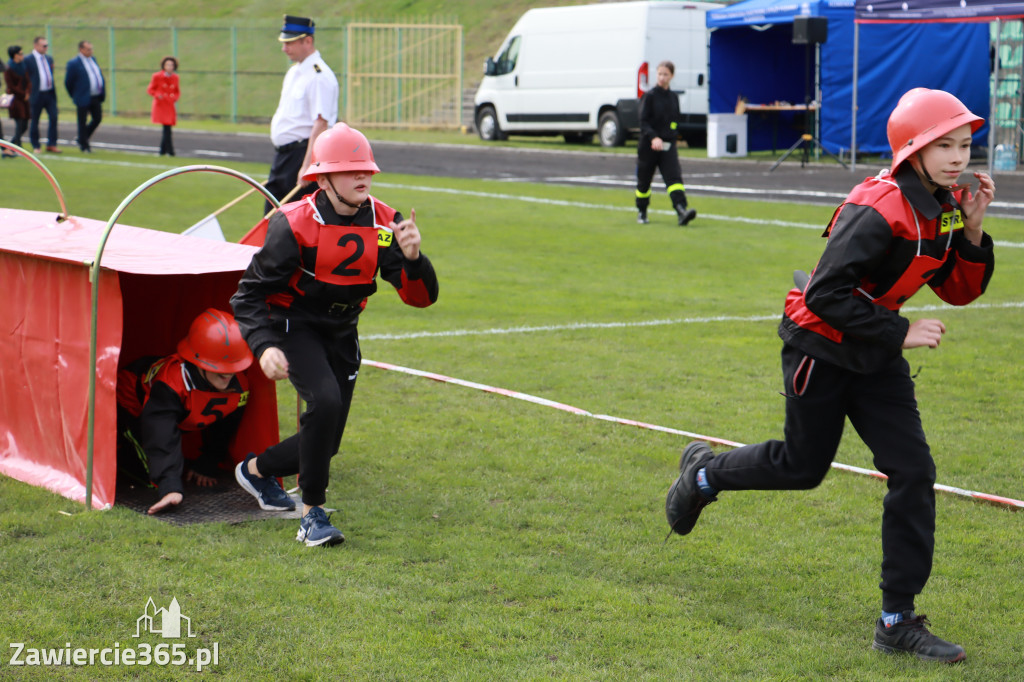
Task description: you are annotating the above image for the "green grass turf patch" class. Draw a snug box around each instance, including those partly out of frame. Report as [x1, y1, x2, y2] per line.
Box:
[1, 147, 1023, 679]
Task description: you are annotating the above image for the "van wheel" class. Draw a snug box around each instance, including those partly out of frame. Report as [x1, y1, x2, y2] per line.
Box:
[476, 106, 506, 141]
[598, 111, 625, 147]
[563, 133, 594, 145]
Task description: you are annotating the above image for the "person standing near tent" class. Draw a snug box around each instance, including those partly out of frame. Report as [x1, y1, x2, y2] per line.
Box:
[264, 14, 339, 215]
[634, 60, 696, 226]
[232, 122, 439, 548]
[116, 309, 277, 515]
[665, 88, 995, 664]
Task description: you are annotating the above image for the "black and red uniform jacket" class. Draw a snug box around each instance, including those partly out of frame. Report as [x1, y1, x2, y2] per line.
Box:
[780, 164, 995, 374]
[231, 189, 439, 361]
[117, 354, 249, 497]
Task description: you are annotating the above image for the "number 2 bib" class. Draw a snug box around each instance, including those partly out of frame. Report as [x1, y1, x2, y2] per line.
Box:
[314, 225, 382, 286]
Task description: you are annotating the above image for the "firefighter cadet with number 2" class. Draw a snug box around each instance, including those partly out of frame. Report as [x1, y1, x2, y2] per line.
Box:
[232, 123, 439, 548]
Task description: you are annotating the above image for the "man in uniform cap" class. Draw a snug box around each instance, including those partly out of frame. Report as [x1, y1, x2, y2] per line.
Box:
[265, 14, 339, 214]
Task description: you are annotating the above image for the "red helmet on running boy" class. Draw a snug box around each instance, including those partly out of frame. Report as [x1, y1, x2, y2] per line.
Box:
[887, 88, 984, 173]
[177, 309, 253, 374]
[301, 123, 381, 182]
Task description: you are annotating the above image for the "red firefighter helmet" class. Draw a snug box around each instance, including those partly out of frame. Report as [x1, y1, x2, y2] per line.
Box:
[300, 123, 381, 182]
[887, 88, 984, 172]
[177, 308, 253, 374]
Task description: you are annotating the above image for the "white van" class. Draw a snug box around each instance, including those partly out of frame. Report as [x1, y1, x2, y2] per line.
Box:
[473, 1, 716, 147]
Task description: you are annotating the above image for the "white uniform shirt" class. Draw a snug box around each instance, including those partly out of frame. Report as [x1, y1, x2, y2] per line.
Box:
[270, 49, 339, 147]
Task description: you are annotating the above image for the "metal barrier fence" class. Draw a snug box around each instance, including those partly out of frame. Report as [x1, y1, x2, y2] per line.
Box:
[346, 23, 463, 128]
[0, 21, 462, 128]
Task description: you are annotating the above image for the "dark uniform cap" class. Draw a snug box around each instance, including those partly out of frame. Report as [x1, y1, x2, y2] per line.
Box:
[279, 15, 315, 42]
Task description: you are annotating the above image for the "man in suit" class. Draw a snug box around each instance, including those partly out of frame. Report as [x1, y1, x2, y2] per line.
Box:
[23, 36, 59, 153]
[64, 40, 105, 152]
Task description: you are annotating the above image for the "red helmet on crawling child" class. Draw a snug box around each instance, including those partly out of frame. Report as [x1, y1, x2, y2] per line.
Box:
[301, 123, 381, 182]
[887, 88, 984, 173]
[177, 308, 253, 374]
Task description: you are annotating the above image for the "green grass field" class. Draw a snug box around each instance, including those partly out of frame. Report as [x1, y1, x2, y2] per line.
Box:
[1, 142, 1023, 680]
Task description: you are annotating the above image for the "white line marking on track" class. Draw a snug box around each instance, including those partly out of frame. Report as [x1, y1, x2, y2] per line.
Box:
[376, 182, 1024, 241]
[362, 300, 1024, 342]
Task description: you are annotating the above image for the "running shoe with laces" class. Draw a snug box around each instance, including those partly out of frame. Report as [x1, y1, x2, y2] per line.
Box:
[234, 453, 296, 511]
[872, 611, 966, 663]
[296, 506, 345, 547]
[665, 441, 717, 536]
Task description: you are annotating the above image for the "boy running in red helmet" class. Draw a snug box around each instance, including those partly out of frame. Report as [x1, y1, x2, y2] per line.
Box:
[117, 308, 261, 515]
[231, 122, 439, 547]
[665, 89, 995, 664]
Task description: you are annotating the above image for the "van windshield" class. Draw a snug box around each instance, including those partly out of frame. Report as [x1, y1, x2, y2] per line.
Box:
[494, 36, 521, 76]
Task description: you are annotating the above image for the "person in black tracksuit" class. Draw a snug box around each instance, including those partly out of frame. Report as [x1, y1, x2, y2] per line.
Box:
[232, 122, 439, 547]
[635, 60, 696, 227]
[664, 89, 995, 663]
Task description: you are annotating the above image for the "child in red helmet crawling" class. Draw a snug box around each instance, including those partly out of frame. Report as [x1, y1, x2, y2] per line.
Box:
[665, 89, 995, 664]
[116, 309, 271, 515]
[231, 122, 439, 547]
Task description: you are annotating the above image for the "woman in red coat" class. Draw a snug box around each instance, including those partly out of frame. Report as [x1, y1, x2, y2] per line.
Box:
[147, 56, 179, 156]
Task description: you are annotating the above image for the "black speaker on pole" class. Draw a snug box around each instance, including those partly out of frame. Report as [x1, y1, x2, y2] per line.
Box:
[792, 16, 828, 45]
[770, 14, 847, 172]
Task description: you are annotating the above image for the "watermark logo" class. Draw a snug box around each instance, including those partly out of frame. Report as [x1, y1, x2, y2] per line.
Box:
[6, 597, 218, 672]
[135, 597, 195, 638]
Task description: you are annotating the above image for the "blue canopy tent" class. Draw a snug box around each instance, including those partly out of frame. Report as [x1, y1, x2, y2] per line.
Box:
[854, 0, 1024, 174]
[707, 0, 989, 160]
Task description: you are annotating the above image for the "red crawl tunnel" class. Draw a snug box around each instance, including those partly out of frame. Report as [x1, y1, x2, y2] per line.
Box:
[0, 152, 280, 509]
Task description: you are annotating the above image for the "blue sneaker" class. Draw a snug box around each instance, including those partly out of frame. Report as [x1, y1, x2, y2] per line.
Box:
[296, 506, 345, 547]
[234, 453, 296, 511]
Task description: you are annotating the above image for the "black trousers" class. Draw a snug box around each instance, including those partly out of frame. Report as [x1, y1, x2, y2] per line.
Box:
[264, 141, 317, 214]
[76, 95, 103, 149]
[159, 125, 174, 155]
[253, 320, 360, 507]
[704, 343, 936, 613]
[9, 117, 28, 148]
[28, 89, 58, 149]
[635, 140, 686, 211]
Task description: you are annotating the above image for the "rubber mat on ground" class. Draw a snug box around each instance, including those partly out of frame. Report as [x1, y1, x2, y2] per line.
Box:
[115, 475, 302, 526]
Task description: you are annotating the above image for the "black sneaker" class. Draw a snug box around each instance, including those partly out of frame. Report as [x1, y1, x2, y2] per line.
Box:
[676, 206, 697, 226]
[872, 611, 965, 663]
[637, 210, 649, 225]
[665, 441, 716, 536]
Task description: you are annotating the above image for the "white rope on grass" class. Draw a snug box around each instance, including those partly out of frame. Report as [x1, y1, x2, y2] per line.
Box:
[362, 300, 1024, 342]
[362, 358, 1024, 511]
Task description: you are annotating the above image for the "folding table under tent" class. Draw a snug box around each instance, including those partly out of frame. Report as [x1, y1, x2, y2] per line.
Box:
[707, 0, 990, 158]
[0, 161, 279, 510]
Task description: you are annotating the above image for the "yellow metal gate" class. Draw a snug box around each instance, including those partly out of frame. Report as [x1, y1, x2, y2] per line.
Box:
[345, 22, 463, 129]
